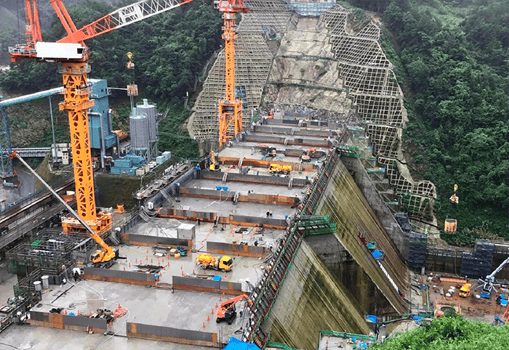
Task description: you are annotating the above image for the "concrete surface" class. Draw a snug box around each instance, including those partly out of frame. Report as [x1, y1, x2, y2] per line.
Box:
[0, 324, 211, 350]
[112, 244, 268, 285]
[32, 279, 247, 342]
[0, 261, 17, 300]
[171, 197, 293, 219]
[185, 178, 305, 198]
[318, 335, 376, 350]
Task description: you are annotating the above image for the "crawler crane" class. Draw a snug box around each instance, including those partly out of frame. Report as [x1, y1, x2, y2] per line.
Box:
[10, 151, 122, 267]
[216, 294, 251, 324]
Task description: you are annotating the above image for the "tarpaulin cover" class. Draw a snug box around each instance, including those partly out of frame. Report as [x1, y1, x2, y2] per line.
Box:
[223, 337, 261, 350]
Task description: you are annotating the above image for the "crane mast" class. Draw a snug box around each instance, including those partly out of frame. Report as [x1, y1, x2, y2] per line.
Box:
[217, 0, 249, 147]
[9, 0, 192, 235]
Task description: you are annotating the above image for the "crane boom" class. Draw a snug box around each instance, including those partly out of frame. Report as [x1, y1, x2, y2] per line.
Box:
[488, 257, 509, 280]
[58, 0, 195, 44]
[10, 150, 117, 265]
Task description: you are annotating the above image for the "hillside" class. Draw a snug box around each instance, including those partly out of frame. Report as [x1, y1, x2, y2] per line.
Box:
[344, 0, 509, 242]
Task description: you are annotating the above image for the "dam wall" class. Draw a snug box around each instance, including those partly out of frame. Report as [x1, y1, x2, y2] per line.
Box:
[262, 241, 371, 349]
[306, 149, 409, 314]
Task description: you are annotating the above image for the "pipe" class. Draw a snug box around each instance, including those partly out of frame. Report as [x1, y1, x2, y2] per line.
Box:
[0, 87, 64, 108]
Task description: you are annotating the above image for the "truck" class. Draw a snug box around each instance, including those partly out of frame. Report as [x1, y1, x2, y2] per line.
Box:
[196, 254, 233, 272]
[459, 283, 471, 298]
[269, 164, 291, 175]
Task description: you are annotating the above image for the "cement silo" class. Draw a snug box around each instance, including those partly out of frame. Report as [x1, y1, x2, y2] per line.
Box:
[137, 99, 157, 142]
[129, 108, 150, 150]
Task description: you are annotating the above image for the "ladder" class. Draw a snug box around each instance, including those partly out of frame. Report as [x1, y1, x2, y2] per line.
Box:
[160, 188, 181, 209]
[222, 172, 228, 182]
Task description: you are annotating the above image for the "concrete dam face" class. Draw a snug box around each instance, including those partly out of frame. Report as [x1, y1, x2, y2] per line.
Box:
[263, 241, 371, 349]
[260, 150, 409, 349]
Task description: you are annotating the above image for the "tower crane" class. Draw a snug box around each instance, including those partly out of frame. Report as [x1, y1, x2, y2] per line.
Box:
[217, 0, 249, 147]
[10, 0, 249, 234]
[9, 0, 193, 236]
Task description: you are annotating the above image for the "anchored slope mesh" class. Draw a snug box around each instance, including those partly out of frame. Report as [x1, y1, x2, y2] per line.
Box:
[319, 6, 436, 216]
[189, 0, 292, 141]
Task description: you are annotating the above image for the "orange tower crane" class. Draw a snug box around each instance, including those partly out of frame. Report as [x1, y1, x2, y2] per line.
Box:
[217, 0, 249, 147]
[9, 0, 193, 235]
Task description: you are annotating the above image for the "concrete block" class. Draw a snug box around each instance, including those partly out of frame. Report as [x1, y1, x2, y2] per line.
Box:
[177, 223, 195, 240]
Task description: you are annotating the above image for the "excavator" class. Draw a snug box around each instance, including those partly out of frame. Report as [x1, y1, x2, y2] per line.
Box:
[10, 151, 122, 268]
[209, 151, 220, 171]
[216, 294, 251, 324]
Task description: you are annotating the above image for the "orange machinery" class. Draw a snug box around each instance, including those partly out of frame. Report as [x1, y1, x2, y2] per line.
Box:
[217, 0, 249, 147]
[10, 0, 193, 236]
[216, 294, 251, 324]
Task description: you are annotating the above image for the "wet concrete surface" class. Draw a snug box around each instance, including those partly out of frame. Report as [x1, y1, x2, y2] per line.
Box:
[112, 244, 268, 286]
[0, 324, 211, 350]
[185, 178, 306, 198]
[32, 279, 248, 342]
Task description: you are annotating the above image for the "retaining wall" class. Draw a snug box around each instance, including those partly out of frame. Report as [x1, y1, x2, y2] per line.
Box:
[29, 311, 108, 332]
[201, 171, 308, 187]
[172, 276, 244, 295]
[127, 322, 219, 347]
[244, 134, 330, 148]
[157, 209, 287, 229]
[218, 156, 315, 172]
[180, 187, 299, 206]
[83, 267, 156, 286]
[121, 233, 192, 249]
[207, 241, 267, 258]
[341, 156, 408, 258]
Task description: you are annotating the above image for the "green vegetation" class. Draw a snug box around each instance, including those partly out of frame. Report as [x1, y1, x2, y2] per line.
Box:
[0, 0, 222, 159]
[157, 103, 200, 161]
[372, 315, 509, 349]
[349, 0, 509, 242]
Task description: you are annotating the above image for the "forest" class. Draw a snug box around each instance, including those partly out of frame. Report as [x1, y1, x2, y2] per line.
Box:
[372, 315, 509, 350]
[0, 0, 222, 160]
[345, 0, 509, 242]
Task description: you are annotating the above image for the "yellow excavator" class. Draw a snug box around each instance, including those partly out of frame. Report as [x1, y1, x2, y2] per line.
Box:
[10, 151, 123, 268]
[209, 151, 220, 171]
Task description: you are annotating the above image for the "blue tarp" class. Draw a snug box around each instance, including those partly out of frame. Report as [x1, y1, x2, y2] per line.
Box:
[223, 337, 261, 350]
[371, 250, 383, 260]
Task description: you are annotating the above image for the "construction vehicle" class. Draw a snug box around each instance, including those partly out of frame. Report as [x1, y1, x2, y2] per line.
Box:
[196, 253, 233, 271]
[216, 294, 251, 324]
[269, 164, 291, 175]
[10, 152, 122, 268]
[209, 151, 220, 171]
[497, 294, 508, 307]
[301, 148, 317, 162]
[459, 283, 471, 298]
[479, 256, 509, 299]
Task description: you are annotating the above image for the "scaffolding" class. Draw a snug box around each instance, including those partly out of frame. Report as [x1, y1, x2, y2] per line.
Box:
[460, 241, 495, 279]
[407, 233, 427, 271]
[189, 0, 293, 142]
[6, 229, 90, 275]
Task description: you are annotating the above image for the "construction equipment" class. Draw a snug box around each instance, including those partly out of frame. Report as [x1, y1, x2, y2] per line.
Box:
[459, 283, 471, 298]
[217, 0, 249, 146]
[269, 164, 291, 175]
[209, 151, 220, 171]
[9, 151, 122, 268]
[301, 148, 317, 162]
[195, 253, 233, 271]
[497, 294, 508, 307]
[216, 294, 250, 324]
[479, 256, 509, 299]
[9, 0, 195, 237]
